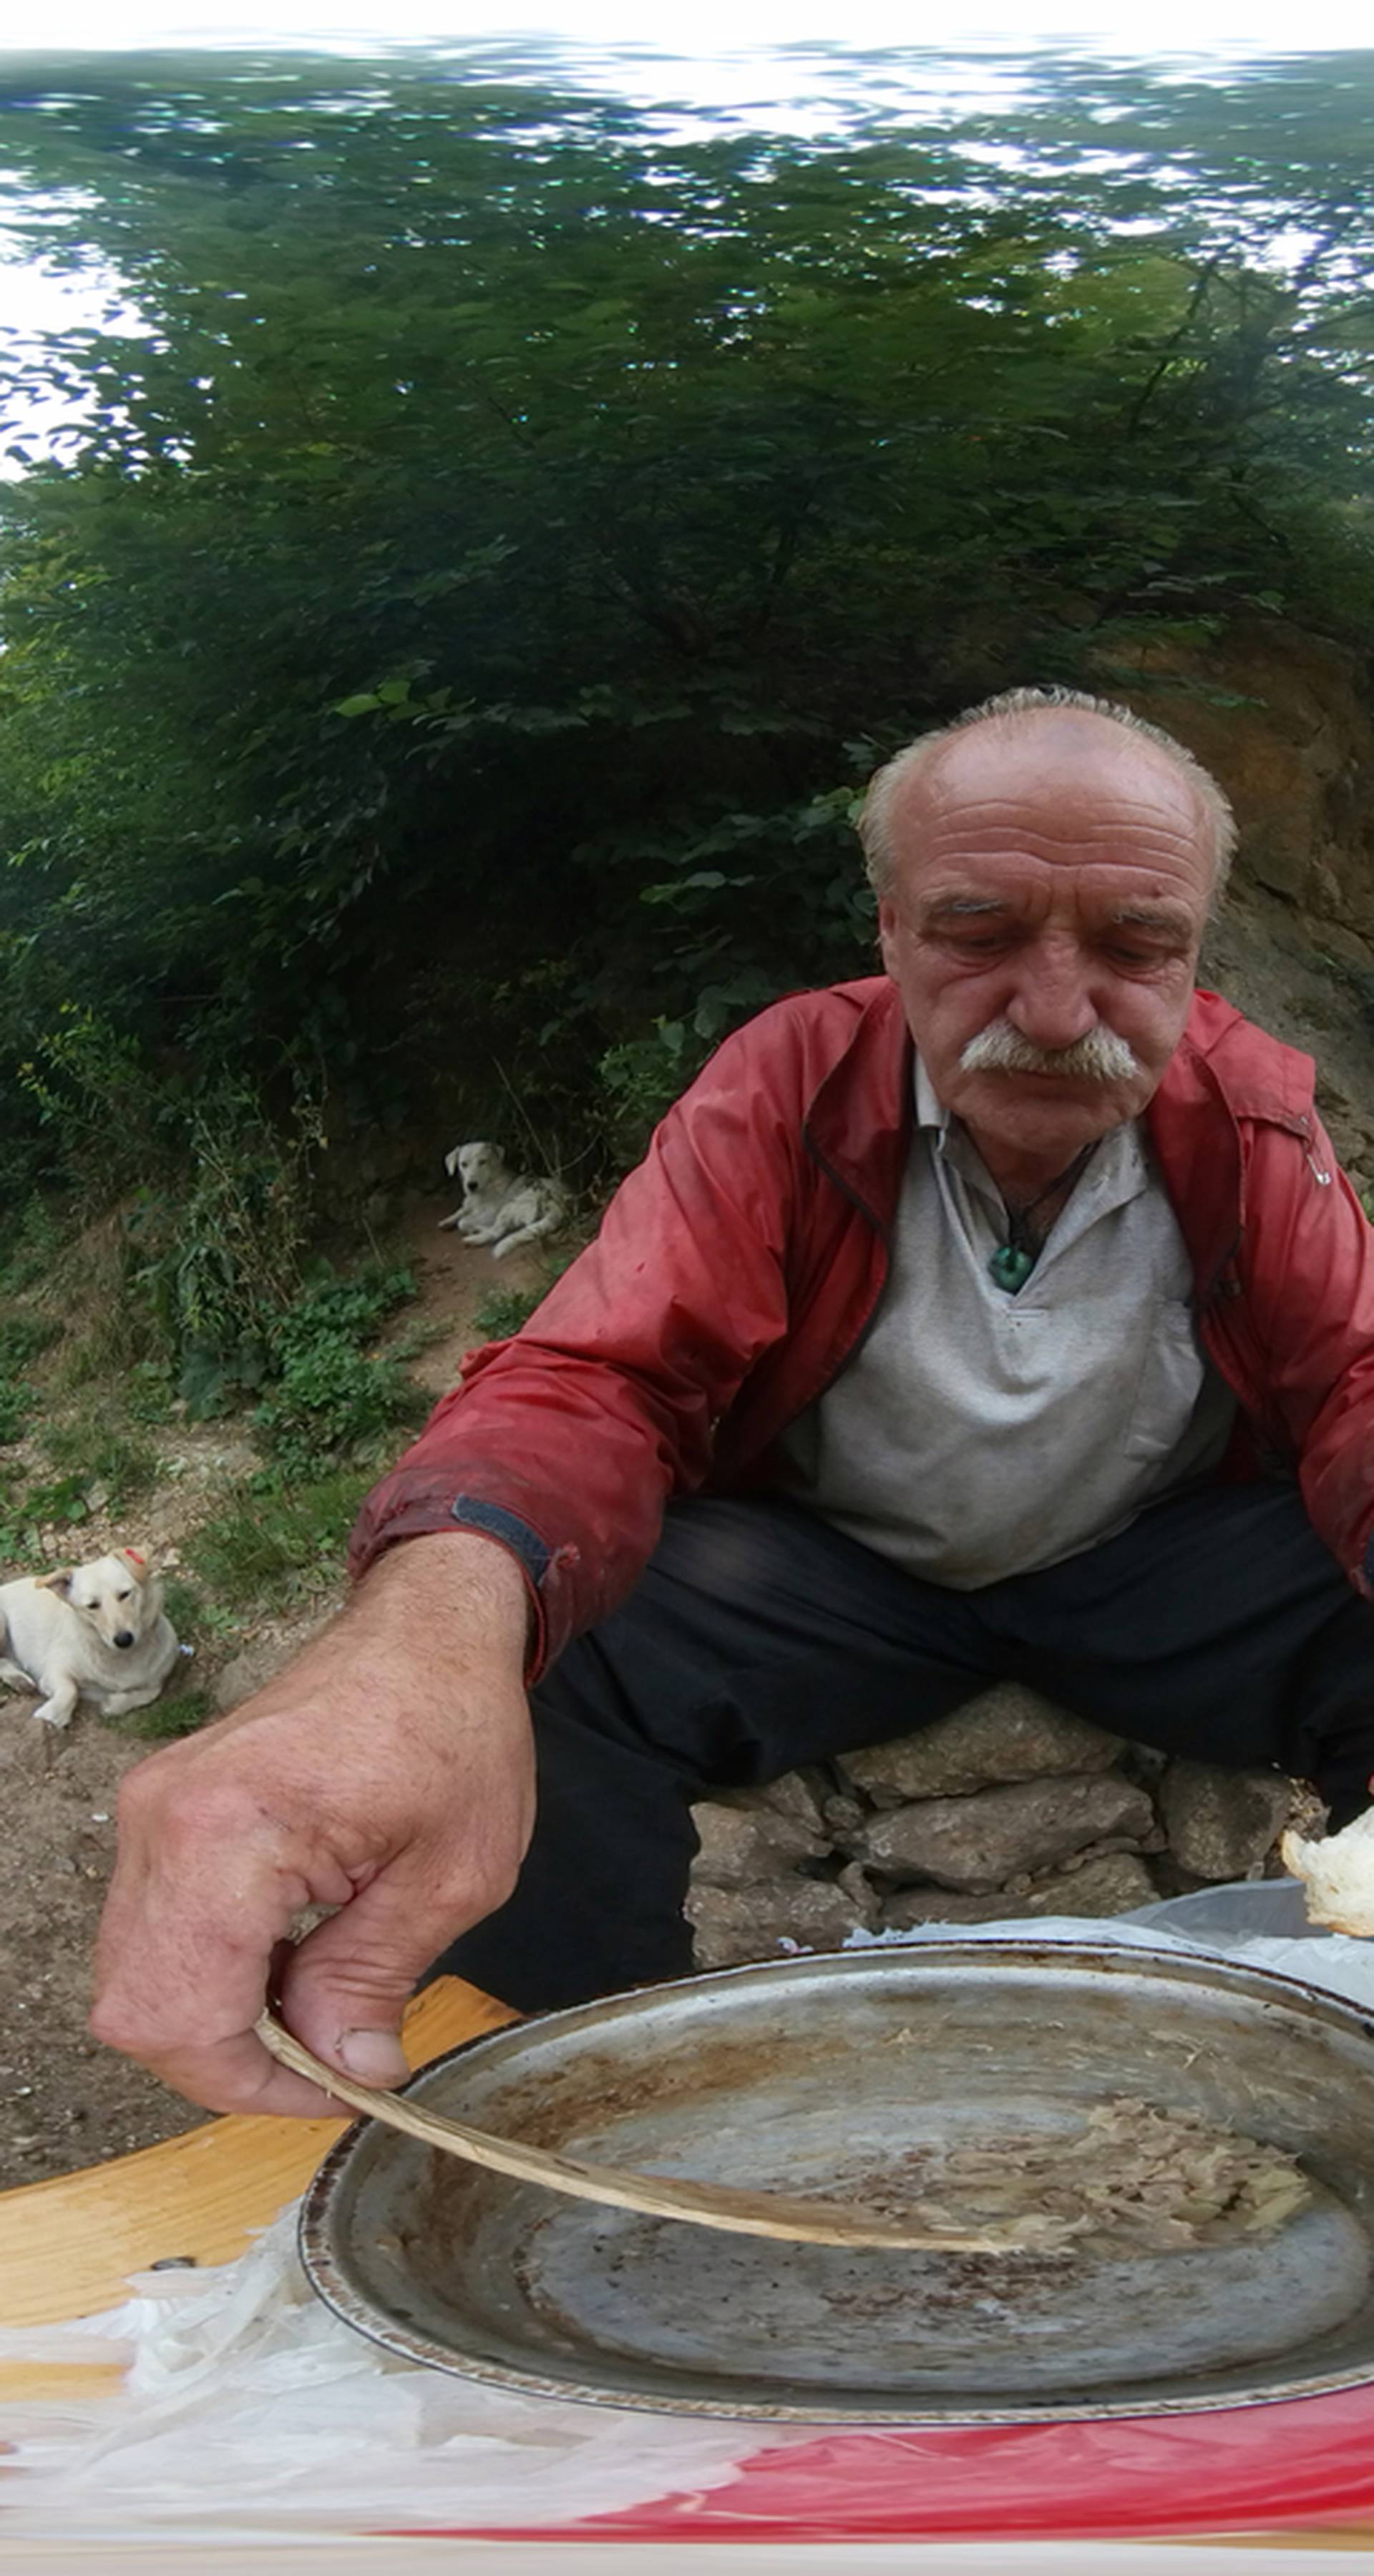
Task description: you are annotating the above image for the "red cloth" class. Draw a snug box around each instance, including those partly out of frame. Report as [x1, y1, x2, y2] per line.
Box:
[406, 2385, 1374, 2542]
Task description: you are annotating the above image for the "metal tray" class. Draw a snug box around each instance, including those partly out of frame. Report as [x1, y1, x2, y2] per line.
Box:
[298, 1941, 1374, 2421]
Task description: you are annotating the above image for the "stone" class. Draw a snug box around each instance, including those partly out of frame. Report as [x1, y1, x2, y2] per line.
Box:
[211, 1641, 293, 1714]
[689, 1797, 829, 1886]
[815, 1781, 869, 1844]
[880, 1851, 1156, 1931]
[1023, 1853, 1157, 1916]
[1157, 1761, 1295, 1881]
[686, 1874, 872, 1973]
[837, 1687, 1120, 1806]
[880, 1887, 1026, 1930]
[862, 1772, 1156, 1892]
[754, 1771, 831, 1836]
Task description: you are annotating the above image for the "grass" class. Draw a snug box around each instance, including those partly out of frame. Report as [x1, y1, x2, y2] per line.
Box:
[112, 1681, 216, 1743]
[471, 1283, 543, 1342]
[39, 1422, 160, 1500]
[0, 1196, 64, 1299]
[0, 1305, 64, 1446]
[187, 1468, 371, 1609]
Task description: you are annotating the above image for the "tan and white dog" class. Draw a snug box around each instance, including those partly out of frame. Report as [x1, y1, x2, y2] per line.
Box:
[0, 1548, 180, 1730]
[438, 1141, 567, 1259]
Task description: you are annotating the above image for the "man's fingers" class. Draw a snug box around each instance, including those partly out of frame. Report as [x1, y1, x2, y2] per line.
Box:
[89, 1785, 354, 2116]
[137, 2030, 346, 2122]
[276, 1871, 484, 2089]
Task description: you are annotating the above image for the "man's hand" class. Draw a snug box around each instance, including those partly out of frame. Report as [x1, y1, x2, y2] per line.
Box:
[89, 1534, 535, 2119]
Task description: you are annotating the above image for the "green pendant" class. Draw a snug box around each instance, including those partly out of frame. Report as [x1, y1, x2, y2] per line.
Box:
[990, 1243, 1036, 1294]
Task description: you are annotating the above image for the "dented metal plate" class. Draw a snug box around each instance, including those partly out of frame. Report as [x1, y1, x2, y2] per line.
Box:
[298, 1943, 1374, 2421]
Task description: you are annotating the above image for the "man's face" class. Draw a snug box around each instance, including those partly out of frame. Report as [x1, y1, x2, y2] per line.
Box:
[877, 712, 1214, 1183]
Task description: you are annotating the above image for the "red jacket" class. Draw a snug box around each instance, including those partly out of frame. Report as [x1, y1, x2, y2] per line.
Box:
[351, 978, 1374, 1677]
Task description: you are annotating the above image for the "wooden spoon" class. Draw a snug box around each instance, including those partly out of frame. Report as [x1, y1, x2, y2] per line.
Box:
[255, 2009, 1013, 2253]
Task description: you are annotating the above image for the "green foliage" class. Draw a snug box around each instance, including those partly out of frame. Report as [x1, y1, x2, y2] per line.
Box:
[470, 1284, 545, 1344]
[251, 1262, 421, 1470]
[124, 1079, 325, 1411]
[187, 1468, 371, 1607]
[0, 1311, 61, 1375]
[39, 1421, 159, 1502]
[113, 1682, 214, 1743]
[17, 1470, 91, 1531]
[0, 1476, 34, 1564]
[0, 1383, 29, 1445]
[0, 51, 1372, 1201]
[159, 1574, 208, 1636]
[0, 1199, 63, 1298]
[0, 1304, 61, 1443]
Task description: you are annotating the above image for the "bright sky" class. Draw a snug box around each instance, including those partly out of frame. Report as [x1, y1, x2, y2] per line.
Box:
[7, 0, 1374, 54]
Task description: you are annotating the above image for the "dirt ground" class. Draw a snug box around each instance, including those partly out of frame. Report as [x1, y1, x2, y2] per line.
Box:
[0, 1196, 547, 2190]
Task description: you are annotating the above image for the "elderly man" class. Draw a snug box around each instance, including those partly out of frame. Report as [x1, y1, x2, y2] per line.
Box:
[92, 686, 1374, 2121]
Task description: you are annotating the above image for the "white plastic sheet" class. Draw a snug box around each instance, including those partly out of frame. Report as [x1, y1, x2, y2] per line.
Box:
[0, 2200, 805, 2535]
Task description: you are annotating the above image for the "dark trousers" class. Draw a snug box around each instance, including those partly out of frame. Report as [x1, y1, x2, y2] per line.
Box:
[432, 1479, 1374, 2013]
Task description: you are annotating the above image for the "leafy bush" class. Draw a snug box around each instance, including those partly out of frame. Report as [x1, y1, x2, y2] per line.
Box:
[129, 1080, 326, 1413]
[252, 1264, 421, 1470]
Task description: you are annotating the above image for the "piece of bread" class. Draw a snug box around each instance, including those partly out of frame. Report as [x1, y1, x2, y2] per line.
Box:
[1282, 1808, 1374, 1936]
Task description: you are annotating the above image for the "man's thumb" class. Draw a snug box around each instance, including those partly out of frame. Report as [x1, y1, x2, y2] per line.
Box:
[279, 1891, 432, 2091]
[333, 2023, 411, 2088]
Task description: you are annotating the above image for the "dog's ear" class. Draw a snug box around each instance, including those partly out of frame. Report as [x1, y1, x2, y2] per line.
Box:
[118, 1548, 151, 1586]
[444, 1146, 462, 1179]
[36, 1568, 74, 1596]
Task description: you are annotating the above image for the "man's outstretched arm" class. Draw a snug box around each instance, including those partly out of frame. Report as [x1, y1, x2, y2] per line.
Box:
[89, 1533, 535, 2119]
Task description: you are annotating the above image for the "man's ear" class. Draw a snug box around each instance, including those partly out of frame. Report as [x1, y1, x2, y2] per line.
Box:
[876, 894, 902, 980]
[36, 1568, 74, 1596]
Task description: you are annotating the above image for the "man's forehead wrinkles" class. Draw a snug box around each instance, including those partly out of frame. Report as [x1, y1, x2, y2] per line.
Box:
[920, 815, 1199, 857]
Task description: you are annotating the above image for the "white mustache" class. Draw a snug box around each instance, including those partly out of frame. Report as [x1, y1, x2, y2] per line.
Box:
[959, 1019, 1142, 1081]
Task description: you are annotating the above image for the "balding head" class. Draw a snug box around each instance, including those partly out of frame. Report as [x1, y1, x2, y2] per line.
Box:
[860, 687, 1235, 909]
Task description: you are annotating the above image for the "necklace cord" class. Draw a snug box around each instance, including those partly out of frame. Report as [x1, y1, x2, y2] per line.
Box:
[990, 1141, 1097, 1294]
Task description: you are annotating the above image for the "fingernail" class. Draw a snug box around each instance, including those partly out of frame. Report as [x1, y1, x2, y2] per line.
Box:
[336, 2026, 410, 2088]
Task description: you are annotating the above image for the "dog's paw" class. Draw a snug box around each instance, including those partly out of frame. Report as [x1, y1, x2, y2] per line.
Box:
[34, 1697, 75, 1730]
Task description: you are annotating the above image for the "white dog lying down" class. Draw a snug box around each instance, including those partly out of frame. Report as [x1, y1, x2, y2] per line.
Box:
[438, 1140, 567, 1259]
[1282, 1810, 1374, 1938]
[0, 1548, 180, 1731]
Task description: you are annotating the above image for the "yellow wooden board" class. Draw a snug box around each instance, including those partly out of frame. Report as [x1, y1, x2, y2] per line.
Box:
[0, 1978, 515, 2337]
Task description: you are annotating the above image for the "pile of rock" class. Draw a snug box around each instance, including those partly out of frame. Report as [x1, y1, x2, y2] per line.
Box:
[685, 1683, 1310, 1973]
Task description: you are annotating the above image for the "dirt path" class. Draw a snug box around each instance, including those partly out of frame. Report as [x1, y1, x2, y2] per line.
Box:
[0, 1196, 552, 2190]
